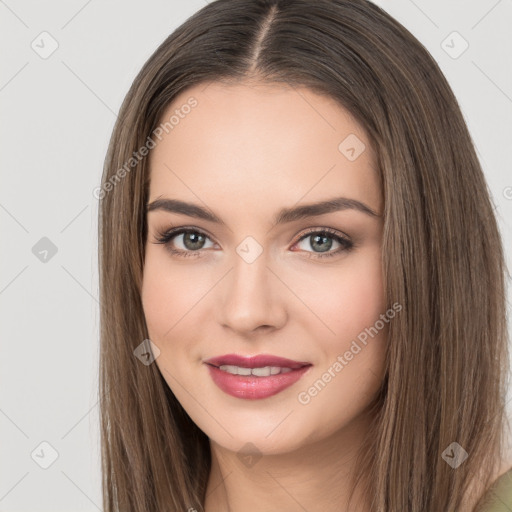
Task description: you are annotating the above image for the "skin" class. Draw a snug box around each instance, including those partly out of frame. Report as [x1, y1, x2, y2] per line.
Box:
[141, 80, 388, 512]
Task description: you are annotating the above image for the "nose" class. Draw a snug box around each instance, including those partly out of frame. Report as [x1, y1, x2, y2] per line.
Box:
[216, 247, 288, 336]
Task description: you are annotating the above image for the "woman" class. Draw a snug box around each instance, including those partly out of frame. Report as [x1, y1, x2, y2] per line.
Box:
[97, 0, 511, 510]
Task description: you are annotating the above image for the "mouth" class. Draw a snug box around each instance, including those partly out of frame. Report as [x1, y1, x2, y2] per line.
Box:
[203, 353, 312, 400]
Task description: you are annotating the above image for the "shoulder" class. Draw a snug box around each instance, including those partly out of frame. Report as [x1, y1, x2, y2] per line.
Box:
[477, 466, 512, 511]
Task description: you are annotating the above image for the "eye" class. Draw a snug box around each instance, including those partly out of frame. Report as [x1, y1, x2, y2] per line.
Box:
[291, 227, 354, 259]
[152, 226, 354, 260]
[153, 227, 216, 258]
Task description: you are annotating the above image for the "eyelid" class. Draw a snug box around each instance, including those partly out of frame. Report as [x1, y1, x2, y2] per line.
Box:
[152, 225, 218, 256]
[290, 226, 354, 259]
[152, 225, 354, 258]
[292, 226, 351, 244]
[153, 225, 217, 245]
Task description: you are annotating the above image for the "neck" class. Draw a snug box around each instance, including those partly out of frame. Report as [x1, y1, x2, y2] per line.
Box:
[203, 410, 374, 512]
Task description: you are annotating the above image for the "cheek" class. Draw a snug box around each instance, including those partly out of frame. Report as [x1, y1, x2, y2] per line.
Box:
[141, 248, 205, 337]
[141, 251, 187, 341]
[292, 254, 387, 436]
[300, 249, 385, 346]
[340, 258, 384, 335]
[141, 255, 167, 338]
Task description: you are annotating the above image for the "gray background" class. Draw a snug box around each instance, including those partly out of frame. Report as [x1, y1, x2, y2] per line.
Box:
[1, 0, 511, 510]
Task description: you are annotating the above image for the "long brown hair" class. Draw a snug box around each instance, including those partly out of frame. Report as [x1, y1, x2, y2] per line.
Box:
[98, 0, 510, 510]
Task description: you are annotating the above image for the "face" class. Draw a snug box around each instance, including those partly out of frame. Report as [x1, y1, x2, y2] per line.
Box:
[141, 80, 388, 456]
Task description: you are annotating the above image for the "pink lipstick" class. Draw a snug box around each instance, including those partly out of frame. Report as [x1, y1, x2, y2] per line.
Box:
[203, 354, 312, 400]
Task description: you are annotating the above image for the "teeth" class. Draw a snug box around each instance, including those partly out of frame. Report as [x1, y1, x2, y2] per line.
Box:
[218, 365, 295, 376]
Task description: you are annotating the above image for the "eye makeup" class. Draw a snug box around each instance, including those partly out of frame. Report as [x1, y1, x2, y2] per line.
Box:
[151, 225, 355, 260]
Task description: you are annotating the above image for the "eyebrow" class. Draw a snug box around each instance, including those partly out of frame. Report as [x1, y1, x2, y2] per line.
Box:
[146, 196, 380, 225]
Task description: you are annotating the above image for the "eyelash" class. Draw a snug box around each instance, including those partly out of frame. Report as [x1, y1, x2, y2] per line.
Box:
[152, 226, 355, 260]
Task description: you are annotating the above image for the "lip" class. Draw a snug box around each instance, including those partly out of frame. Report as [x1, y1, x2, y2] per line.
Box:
[204, 354, 310, 369]
[203, 353, 312, 400]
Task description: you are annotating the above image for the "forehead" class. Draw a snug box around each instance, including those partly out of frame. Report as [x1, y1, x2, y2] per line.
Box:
[148, 80, 382, 218]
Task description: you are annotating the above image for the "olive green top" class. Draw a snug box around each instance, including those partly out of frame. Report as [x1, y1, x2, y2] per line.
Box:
[477, 467, 512, 511]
